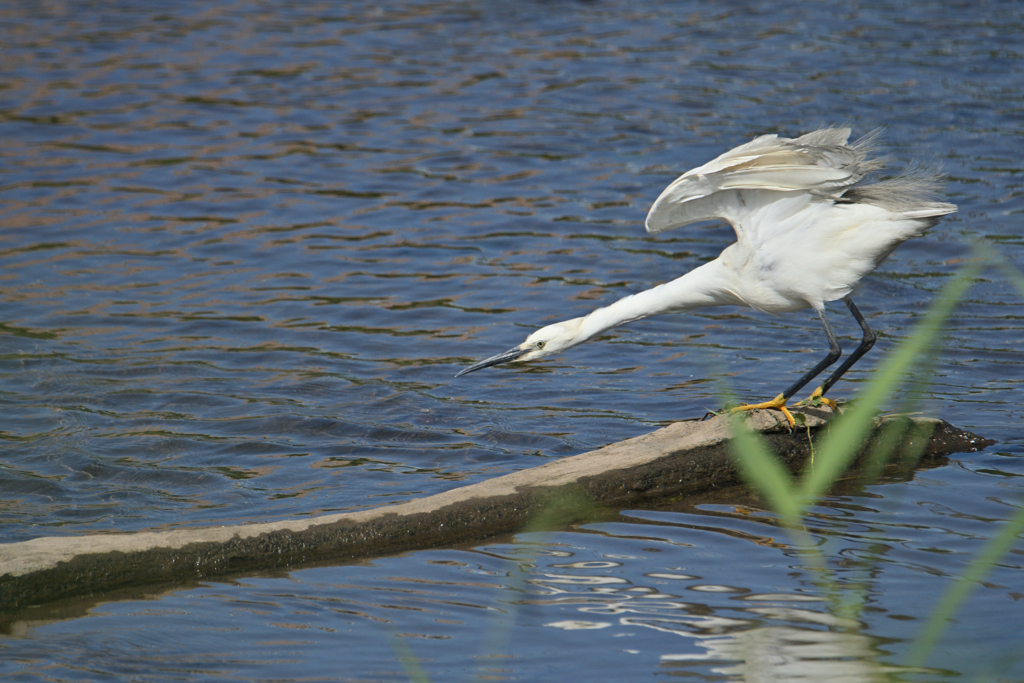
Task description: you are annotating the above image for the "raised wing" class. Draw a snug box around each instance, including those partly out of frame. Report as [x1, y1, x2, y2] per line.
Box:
[645, 127, 884, 235]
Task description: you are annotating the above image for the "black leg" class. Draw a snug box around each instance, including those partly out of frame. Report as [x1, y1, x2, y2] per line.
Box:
[728, 306, 843, 428]
[817, 297, 876, 396]
[781, 308, 843, 401]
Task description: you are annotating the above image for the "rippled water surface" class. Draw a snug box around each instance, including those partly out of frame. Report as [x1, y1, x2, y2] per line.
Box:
[2, 0, 1023, 680]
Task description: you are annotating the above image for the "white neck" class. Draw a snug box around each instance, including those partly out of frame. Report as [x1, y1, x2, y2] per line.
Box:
[575, 258, 737, 343]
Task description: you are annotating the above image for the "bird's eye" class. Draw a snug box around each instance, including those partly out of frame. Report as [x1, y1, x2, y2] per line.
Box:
[536, 341, 545, 349]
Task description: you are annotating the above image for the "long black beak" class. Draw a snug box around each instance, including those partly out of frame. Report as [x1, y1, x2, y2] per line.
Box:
[455, 346, 526, 377]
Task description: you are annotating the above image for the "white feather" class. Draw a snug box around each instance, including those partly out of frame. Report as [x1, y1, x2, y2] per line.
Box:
[645, 127, 886, 236]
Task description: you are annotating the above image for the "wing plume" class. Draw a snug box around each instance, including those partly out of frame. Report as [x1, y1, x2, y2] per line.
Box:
[645, 127, 885, 235]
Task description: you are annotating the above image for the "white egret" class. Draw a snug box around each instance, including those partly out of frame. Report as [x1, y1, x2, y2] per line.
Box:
[456, 128, 957, 427]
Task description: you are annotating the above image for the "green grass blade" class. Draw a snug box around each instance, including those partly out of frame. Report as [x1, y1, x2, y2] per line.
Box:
[392, 634, 432, 683]
[974, 241, 1024, 298]
[1000, 262, 1024, 297]
[907, 502, 1024, 666]
[727, 412, 855, 614]
[799, 262, 981, 504]
[727, 411, 802, 522]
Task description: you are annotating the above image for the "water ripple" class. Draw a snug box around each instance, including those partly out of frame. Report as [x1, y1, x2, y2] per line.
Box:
[0, 1, 1022, 675]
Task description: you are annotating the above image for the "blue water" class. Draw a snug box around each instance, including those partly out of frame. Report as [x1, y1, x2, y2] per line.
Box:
[1, 0, 1023, 680]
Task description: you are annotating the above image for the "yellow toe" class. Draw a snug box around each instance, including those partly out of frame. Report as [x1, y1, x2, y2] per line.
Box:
[729, 393, 796, 429]
[797, 386, 838, 410]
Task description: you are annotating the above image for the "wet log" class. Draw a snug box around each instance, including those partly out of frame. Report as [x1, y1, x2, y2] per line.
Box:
[0, 409, 993, 612]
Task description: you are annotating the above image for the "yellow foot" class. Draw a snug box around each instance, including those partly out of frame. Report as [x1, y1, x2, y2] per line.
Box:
[796, 386, 838, 410]
[729, 392, 796, 429]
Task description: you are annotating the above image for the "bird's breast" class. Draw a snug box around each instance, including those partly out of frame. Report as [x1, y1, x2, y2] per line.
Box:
[720, 243, 819, 313]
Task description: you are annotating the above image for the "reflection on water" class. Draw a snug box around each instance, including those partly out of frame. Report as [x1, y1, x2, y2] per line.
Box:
[6, 490, 1022, 681]
[663, 627, 897, 682]
[1, 0, 1024, 679]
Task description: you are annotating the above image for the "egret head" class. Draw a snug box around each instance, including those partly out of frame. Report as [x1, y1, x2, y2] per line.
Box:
[455, 317, 585, 377]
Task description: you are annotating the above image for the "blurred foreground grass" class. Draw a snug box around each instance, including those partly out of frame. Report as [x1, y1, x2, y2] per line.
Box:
[727, 250, 1024, 669]
[396, 249, 1022, 679]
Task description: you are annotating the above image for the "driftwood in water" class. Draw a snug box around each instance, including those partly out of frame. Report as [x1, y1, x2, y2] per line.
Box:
[0, 409, 993, 613]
